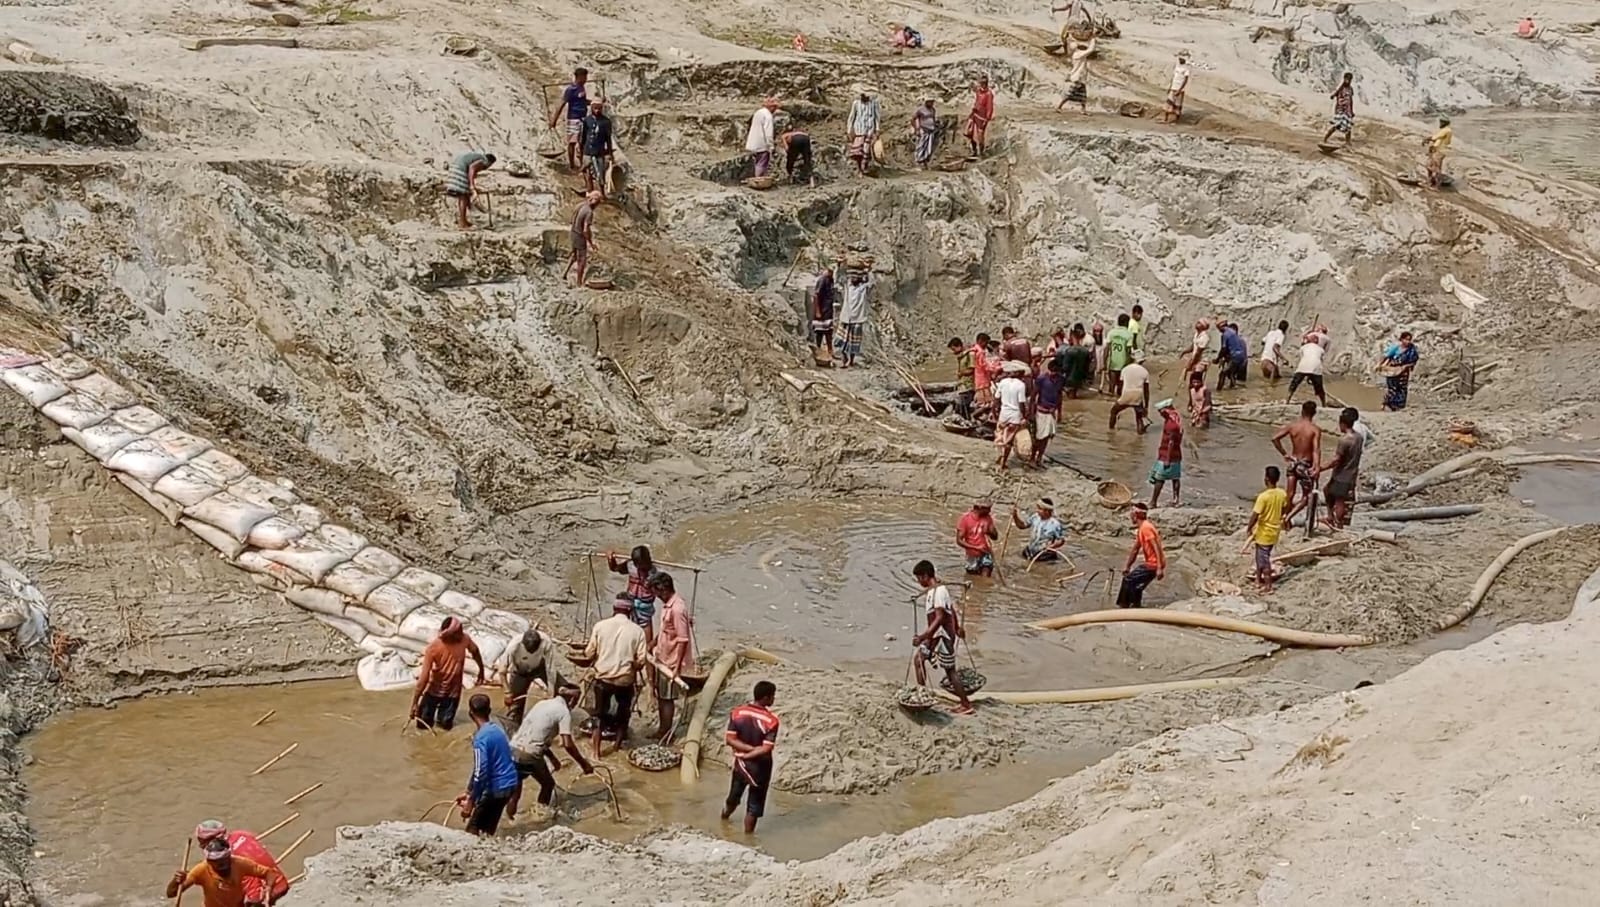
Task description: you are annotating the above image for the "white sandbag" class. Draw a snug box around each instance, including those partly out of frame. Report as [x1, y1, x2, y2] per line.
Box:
[236, 550, 312, 587]
[110, 405, 168, 434]
[316, 523, 367, 555]
[365, 582, 428, 623]
[105, 438, 184, 485]
[41, 352, 94, 381]
[229, 475, 299, 511]
[112, 474, 183, 525]
[392, 567, 448, 601]
[40, 393, 111, 430]
[259, 536, 352, 584]
[341, 604, 400, 638]
[147, 425, 212, 463]
[68, 373, 138, 409]
[286, 504, 325, 531]
[63, 419, 144, 461]
[399, 603, 453, 645]
[353, 546, 405, 578]
[154, 466, 224, 507]
[438, 589, 487, 619]
[0, 560, 51, 649]
[357, 650, 419, 692]
[284, 586, 348, 618]
[468, 632, 509, 684]
[370, 633, 428, 655]
[1, 365, 69, 407]
[179, 517, 245, 558]
[473, 608, 531, 640]
[247, 516, 305, 550]
[189, 448, 248, 484]
[184, 491, 276, 542]
[316, 612, 370, 647]
[323, 561, 391, 602]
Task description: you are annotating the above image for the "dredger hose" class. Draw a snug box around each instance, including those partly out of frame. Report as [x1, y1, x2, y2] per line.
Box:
[1030, 608, 1376, 648]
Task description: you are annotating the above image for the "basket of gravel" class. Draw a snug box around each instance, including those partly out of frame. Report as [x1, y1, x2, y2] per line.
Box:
[940, 667, 987, 695]
[895, 685, 938, 713]
[627, 744, 682, 772]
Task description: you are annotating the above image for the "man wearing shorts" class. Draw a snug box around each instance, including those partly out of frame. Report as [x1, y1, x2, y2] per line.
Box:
[994, 360, 1029, 471]
[955, 498, 999, 576]
[1242, 465, 1287, 593]
[911, 560, 972, 714]
[1286, 328, 1329, 405]
[650, 572, 694, 742]
[547, 67, 589, 170]
[1117, 503, 1166, 607]
[1031, 359, 1063, 467]
[459, 694, 521, 836]
[1109, 349, 1150, 433]
[1149, 399, 1183, 507]
[1272, 400, 1323, 524]
[1318, 407, 1365, 529]
[721, 681, 780, 833]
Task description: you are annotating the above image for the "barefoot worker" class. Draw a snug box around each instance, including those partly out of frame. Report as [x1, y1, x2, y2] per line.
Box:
[1322, 72, 1355, 146]
[446, 151, 496, 230]
[1149, 399, 1183, 507]
[955, 498, 1000, 576]
[846, 86, 881, 176]
[912, 97, 938, 168]
[1187, 371, 1213, 428]
[580, 100, 615, 196]
[649, 571, 694, 742]
[721, 681, 780, 833]
[1108, 349, 1150, 433]
[1425, 115, 1452, 188]
[568, 190, 601, 288]
[1285, 326, 1330, 406]
[964, 74, 996, 158]
[1260, 319, 1290, 380]
[548, 67, 590, 170]
[1318, 407, 1365, 530]
[1116, 503, 1166, 608]
[1030, 359, 1063, 468]
[580, 598, 647, 756]
[1011, 500, 1066, 562]
[189, 821, 289, 907]
[490, 625, 557, 724]
[606, 545, 658, 643]
[457, 693, 521, 836]
[509, 683, 594, 812]
[911, 560, 973, 714]
[1241, 465, 1287, 594]
[411, 616, 486, 731]
[994, 360, 1029, 471]
[1272, 400, 1323, 524]
[167, 837, 282, 907]
[1377, 331, 1420, 411]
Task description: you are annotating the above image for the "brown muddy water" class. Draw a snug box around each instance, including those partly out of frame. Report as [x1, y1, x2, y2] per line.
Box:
[1447, 109, 1600, 188]
[25, 680, 1110, 906]
[1511, 416, 1600, 525]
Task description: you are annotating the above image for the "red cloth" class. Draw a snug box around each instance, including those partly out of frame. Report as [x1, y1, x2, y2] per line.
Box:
[228, 831, 289, 901]
[970, 88, 995, 123]
[1158, 413, 1184, 464]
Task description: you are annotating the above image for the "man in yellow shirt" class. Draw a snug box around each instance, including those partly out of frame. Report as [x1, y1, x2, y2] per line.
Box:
[1426, 116, 1452, 188]
[1242, 465, 1287, 593]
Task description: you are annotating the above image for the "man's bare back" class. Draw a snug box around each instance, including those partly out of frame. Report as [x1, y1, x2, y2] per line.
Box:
[1272, 403, 1323, 507]
[1282, 419, 1321, 466]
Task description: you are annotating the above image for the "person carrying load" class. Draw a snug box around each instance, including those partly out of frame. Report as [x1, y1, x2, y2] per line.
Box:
[188, 821, 289, 906]
[167, 834, 282, 907]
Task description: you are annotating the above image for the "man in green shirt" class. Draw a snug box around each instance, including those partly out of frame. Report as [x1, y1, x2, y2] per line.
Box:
[1105, 314, 1136, 397]
[1129, 304, 1145, 349]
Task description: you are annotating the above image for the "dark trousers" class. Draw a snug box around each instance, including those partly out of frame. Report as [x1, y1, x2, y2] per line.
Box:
[726, 757, 773, 818]
[466, 788, 514, 835]
[517, 755, 559, 805]
[595, 679, 634, 740]
[416, 693, 459, 730]
[786, 137, 813, 180]
[1116, 564, 1157, 608]
[1287, 371, 1325, 400]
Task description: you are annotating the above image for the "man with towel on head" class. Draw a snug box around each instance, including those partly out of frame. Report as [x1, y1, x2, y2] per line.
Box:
[1149, 399, 1184, 507]
[846, 85, 881, 176]
[581, 597, 647, 757]
[167, 830, 283, 906]
[955, 498, 1000, 576]
[411, 616, 486, 731]
[1116, 503, 1166, 607]
[1011, 499, 1066, 562]
[184, 821, 288, 907]
[994, 359, 1029, 471]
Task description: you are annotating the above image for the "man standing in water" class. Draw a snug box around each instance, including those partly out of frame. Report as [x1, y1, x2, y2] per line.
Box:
[167, 836, 281, 906]
[964, 75, 996, 158]
[1149, 399, 1184, 507]
[650, 572, 694, 742]
[721, 680, 780, 833]
[581, 598, 648, 757]
[1425, 115, 1453, 188]
[1058, 324, 1094, 398]
[1241, 465, 1287, 594]
[1272, 400, 1323, 524]
[1116, 503, 1166, 607]
[458, 693, 521, 836]
[1318, 407, 1365, 530]
[490, 625, 556, 724]
[411, 616, 486, 731]
[509, 683, 594, 812]
[956, 498, 999, 576]
[1217, 321, 1248, 389]
[1109, 349, 1150, 433]
[1260, 319, 1289, 380]
[1011, 500, 1066, 563]
[1030, 359, 1063, 468]
[1285, 328, 1329, 406]
[911, 560, 973, 714]
[1104, 314, 1135, 397]
[189, 821, 289, 907]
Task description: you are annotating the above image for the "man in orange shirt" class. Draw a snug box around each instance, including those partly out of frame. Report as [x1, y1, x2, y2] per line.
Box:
[650, 572, 694, 741]
[410, 616, 486, 731]
[192, 820, 289, 905]
[955, 498, 999, 576]
[964, 74, 996, 158]
[166, 837, 281, 907]
[1116, 502, 1166, 608]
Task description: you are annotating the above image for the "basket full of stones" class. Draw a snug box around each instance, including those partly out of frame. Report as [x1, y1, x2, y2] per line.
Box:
[895, 685, 938, 713]
[940, 667, 987, 695]
[628, 743, 683, 772]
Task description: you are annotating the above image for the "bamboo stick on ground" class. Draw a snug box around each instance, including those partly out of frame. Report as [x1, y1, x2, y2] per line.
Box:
[283, 782, 323, 806]
[258, 812, 300, 841]
[287, 871, 306, 885]
[250, 743, 298, 776]
[277, 829, 314, 862]
[251, 709, 276, 727]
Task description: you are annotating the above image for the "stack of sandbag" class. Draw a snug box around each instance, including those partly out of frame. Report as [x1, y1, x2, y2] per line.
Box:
[0, 348, 527, 691]
[0, 560, 50, 650]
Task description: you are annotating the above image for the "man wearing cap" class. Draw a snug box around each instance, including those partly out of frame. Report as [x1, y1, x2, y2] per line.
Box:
[490, 624, 558, 724]
[1011, 500, 1066, 562]
[650, 571, 694, 742]
[994, 359, 1029, 471]
[569, 190, 601, 288]
[167, 835, 281, 906]
[1149, 399, 1184, 507]
[1109, 349, 1150, 433]
[509, 682, 594, 811]
[458, 693, 521, 836]
[1117, 503, 1166, 607]
[580, 597, 647, 757]
[746, 96, 779, 178]
[955, 499, 1000, 576]
[189, 821, 289, 906]
[846, 86, 880, 176]
[411, 616, 486, 731]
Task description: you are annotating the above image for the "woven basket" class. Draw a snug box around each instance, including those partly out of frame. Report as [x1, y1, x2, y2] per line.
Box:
[743, 175, 777, 190]
[1118, 101, 1148, 119]
[1097, 480, 1133, 509]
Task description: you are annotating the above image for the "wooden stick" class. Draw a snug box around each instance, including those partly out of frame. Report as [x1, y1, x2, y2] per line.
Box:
[287, 871, 306, 886]
[258, 812, 299, 841]
[417, 799, 454, 823]
[175, 838, 192, 907]
[251, 709, 276, 727]
[277, 829, 314, 862]
[781, 246, 806, 288]
[250, 743, 298, 776]
[283, 782, 323, 805]
[589, 553, 703, 573]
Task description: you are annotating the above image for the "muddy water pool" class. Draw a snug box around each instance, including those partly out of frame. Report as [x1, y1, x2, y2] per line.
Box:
[1448, 109, 1600, 187]
[25, 680, 1109, 905]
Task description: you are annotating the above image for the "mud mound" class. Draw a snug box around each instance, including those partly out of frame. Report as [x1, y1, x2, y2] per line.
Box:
[0, 71, 139, 146]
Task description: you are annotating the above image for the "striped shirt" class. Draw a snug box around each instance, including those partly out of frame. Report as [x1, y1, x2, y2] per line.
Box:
[446, 152, 489, 195]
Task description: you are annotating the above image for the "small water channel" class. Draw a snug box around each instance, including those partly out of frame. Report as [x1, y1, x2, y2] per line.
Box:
[1510, 415, 1600, 525]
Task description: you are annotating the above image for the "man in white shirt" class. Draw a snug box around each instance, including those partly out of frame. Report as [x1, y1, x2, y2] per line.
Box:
[1109, 349, 1150, 433]
[1286, 329, 1329, 406]
[746, 97, 778, 177]
[1056, 38, 1096, 115]
[1183, 318, 1210, 378]
[509, 684, 594, 810]
[846, 87, 881, 176]
[1161, 52, 1192, 124]
[1260, 319, 1289, 380]
[994, 360, 1029, 471]
[910, 559, 972, 714]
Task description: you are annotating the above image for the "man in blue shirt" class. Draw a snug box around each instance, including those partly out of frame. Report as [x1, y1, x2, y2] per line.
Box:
[1217, 322, 1249, 390]
[546, 67, 589, 170]
[1011, 499, 1066, 562]
[1030, 359, 1064, 467]
[580, 100, 615, 198]
[457, 694, 520, 836]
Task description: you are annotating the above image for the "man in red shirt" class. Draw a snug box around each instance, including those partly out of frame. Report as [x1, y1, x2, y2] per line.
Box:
[410, 616, 486, 731]
[720, 681, 779, 833]
[955, 498, 999, 576]
[1149, 399, 1184, 507]
[971, 333, 994, 409]
[1117, 503, 1166, 608]
[649, 572, 694, 742]
[965, 75, 995, 158]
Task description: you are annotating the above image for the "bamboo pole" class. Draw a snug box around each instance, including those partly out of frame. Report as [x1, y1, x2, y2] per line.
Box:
[175, 838, 192, 907]
[589, 552, 704, 573]
[287, 871, 306, 886]
[250, 743, 298, 776]
[251, 710, 276, 727]
[258, 812, 299, 841]
[283, 782, 323, 806]
[277, 829, 314, 862]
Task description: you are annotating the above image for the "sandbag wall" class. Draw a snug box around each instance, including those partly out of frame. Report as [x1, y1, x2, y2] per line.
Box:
[0, 349, 526, 691]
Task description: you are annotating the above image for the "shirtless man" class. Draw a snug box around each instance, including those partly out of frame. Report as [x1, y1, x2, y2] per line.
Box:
[1271, 400, 1323, 524]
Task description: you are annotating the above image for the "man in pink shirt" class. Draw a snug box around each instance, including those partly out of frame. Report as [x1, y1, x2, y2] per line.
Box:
[649, 572, 694, 741]
[965, 75, 995, 158]
[955, 498, 999, 576]
[971, 332, 994, 408]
